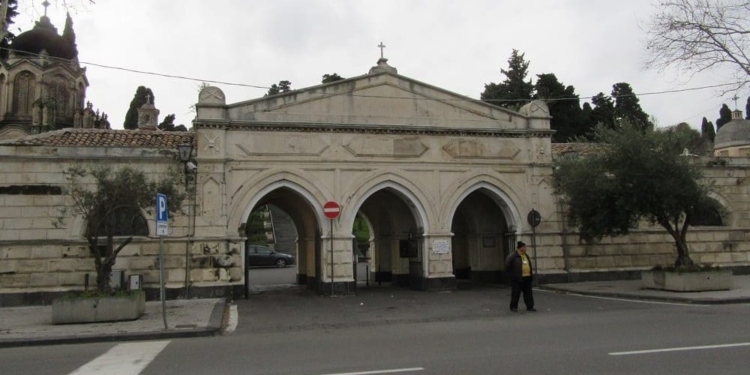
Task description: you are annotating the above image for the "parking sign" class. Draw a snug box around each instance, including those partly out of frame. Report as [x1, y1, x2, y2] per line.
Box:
[156, 193, 168, 236]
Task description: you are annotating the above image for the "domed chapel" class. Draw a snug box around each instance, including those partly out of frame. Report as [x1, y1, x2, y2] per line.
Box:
[0, 4, 108, 141]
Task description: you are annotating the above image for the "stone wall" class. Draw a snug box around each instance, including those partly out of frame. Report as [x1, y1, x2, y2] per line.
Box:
[526, 156, 750, 281]
[0, 146, 242, 303]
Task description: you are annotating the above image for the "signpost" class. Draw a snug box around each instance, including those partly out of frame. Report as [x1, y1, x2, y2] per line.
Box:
[527, 209, 541, 286]
[156, 194, 168, 329]
[323, 201, 340, 296]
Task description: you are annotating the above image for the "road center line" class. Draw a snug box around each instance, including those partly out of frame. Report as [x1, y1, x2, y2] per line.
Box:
[68, 340, 171, 375]
[318, 367, 424, 375]
[610, 342, 750, 356]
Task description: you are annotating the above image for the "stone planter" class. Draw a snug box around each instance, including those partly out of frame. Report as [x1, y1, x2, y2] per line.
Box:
[641, 269, 733, 292]
[52, 291, 146, 324]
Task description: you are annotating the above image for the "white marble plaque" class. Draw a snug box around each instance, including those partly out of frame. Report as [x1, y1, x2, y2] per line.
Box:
[432, 239, 450, 254]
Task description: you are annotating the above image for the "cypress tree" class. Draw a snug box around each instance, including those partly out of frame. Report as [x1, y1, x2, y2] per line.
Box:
[701, 117, 716, 142]
[123, 86, 154, 130]
[481, 49, 534, 111]
[716, 104, 732, 131]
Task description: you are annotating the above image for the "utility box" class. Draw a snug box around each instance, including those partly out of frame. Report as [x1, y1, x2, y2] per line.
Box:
[110, 270, 124, 290]
[128, 274, 143, 291]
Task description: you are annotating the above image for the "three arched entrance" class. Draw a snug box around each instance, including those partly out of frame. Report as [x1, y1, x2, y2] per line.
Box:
[236, 177, 521, 295]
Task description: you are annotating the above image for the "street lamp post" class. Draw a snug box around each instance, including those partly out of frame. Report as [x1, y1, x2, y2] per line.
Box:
[177, 143, 195, 297]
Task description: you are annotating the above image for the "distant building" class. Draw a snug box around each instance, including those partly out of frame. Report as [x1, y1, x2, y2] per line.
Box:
[0, 12, 108, 141]
[714, 109, 750, 157]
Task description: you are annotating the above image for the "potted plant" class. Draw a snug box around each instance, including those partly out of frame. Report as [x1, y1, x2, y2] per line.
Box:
[555, 122, 731, 291]
[52, 165, 184, 324]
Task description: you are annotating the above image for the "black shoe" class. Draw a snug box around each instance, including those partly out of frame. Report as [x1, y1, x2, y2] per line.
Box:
[527, 308, 537, 312]
[510, 308, 518, 312]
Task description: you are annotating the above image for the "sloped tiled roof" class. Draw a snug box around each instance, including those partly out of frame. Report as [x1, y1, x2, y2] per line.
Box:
[551, 142, 606, 159]
[0, 128, 194, 148]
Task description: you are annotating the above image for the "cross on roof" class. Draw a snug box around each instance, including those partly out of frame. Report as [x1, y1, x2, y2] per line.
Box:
[378, 42, 386, 59]
[42, 1, 50, 16]
[732, 95, 740, 109]
[145, 93, 151, 104]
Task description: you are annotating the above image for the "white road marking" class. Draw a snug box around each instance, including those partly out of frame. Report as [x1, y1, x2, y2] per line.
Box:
[559, 291, 711, 307]
[610, 342, 750, 356]
[224, 304, 238, 334]
[318, 367, 424, 375]
[68, 340, 170, 375]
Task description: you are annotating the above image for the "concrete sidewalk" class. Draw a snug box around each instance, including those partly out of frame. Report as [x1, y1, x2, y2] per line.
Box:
[541, 274, 750, 305]
[0, 298, 225, 348]
[2, 276, 750, 348]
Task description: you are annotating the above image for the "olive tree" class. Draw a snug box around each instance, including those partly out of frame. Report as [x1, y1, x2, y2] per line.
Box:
[555, 124, 717, 267]
[59, 166, 185, 293]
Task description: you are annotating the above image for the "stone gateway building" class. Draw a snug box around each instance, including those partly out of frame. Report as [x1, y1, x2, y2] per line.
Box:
[2, 57, 750, 305]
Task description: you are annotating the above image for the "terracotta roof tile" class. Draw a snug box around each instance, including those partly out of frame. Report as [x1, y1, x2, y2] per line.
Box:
[551, 142, 605, 159]
[0, 128, 195, 149]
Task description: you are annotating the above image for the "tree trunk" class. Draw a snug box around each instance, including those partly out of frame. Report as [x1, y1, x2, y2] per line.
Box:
[673, 234, 695, 267]
[96, 260, 113, 294]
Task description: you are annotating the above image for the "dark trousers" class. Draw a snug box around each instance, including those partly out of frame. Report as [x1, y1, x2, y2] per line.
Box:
[510, 276, 534, 310]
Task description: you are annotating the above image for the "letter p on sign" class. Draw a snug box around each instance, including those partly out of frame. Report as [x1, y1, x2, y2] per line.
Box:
[156, 193, 168, 236]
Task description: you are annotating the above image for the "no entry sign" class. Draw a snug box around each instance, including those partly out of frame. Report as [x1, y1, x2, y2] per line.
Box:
[323, 201, 341, 219]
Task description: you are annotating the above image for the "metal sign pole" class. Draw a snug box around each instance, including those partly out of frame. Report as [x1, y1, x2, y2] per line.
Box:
[159, 237, 167, 329]
[330, 219, 333, 297]
[156, 193, 169, 330]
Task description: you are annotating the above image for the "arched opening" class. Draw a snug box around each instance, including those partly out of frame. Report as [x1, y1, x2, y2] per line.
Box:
[352, 213, 374, 287]
[12, 71, 35, 118]
[689, 197, 726, 227]
[450, 188, 516, 286]
[353, 187, 426, 290]
[242, 186, 321, 294]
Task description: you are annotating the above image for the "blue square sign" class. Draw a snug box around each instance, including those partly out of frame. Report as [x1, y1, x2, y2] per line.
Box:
[156, 193, 168, 236]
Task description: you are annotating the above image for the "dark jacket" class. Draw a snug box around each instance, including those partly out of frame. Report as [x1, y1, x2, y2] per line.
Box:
[505, 251, 533, 281]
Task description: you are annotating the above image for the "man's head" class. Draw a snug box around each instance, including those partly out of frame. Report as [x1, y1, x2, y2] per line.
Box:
[517, 241, 527, 254]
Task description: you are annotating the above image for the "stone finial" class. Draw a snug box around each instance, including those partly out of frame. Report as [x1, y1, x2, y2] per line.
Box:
[369, 58, 398, 75]
[199, 86, 226, 105]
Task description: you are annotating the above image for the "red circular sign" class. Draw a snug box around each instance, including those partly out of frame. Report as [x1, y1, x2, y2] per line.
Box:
[323, 201, 341, 219]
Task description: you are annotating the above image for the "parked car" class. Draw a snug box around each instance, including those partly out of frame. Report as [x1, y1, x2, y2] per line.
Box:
[247, 245, 295, 268]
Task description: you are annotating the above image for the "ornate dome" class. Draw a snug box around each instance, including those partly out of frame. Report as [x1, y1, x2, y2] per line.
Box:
[715, 110, 750, 151]
[11, 16, 77, 60]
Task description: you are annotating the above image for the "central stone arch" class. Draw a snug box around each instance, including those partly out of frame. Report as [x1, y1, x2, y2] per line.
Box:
[344, 177, 432, 290]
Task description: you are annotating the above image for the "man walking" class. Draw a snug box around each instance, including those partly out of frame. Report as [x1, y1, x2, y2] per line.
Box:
[505, 241, 536, 312]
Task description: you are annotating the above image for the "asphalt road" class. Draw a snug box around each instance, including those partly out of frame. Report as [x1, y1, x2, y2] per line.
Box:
[2, 287, 750, 375]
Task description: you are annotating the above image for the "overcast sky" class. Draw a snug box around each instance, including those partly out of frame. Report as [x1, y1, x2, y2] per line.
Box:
[15, 0, 748, 131]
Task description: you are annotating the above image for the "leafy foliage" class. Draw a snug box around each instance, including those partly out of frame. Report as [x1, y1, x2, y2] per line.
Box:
[60, 166, 185, 293]
[534, 73, 588, 142]
[322, 73, 345, 83]
[716, 104, 732, 130]
[555, 123, 717, 266]
[266, 80, 292, 96]
[158, 114, 188, 132]
[701, 117, 716, 142]
[0, 0, 18, 60]
[481, 49, 533, 111]
[123, 86, 154, 130]
[245, 206, 271, 245]
[612, 83, 653, 132]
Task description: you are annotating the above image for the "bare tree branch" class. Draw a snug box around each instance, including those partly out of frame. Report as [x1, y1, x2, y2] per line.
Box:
[645, 0, 750, 89]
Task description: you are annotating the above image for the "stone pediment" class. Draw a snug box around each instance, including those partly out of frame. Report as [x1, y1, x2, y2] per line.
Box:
[225, 73, 526, 131]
